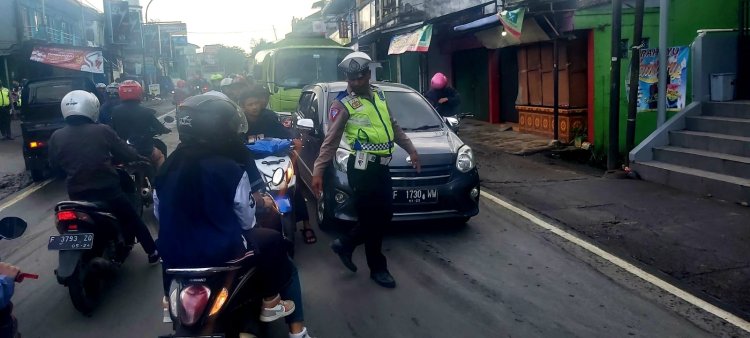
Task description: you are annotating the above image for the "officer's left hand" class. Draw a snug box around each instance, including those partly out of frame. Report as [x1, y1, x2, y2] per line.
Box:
[409, 151, 421, 173]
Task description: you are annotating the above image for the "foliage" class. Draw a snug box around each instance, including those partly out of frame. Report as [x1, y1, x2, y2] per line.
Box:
[250, 39, 275, 59]
[216, 45, 249, 74]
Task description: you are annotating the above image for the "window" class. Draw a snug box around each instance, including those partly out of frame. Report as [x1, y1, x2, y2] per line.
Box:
[358, 2, 376, 34]
[326, 91, 443, 131]
[310, 95, 320, 121]
[382, 0, 399, 17]
[298, 92, 314, 118]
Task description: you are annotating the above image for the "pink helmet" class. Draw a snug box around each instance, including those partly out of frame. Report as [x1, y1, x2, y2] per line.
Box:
[431, 73, 448, 90]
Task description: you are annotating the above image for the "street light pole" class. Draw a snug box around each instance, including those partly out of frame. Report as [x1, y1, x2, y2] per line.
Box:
[145, 0, 156, 23]
[607, 0, 623, 171]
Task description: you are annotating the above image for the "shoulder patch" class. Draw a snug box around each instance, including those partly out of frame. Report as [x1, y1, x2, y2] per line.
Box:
[329, 105, 342, 121]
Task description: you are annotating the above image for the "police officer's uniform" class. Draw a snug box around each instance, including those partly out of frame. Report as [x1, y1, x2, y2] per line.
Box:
[312, 52, 419, 288]
[0, 83, 12, 139]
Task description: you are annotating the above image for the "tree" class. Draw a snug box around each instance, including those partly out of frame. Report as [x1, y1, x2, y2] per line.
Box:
[216, 45, 249, 75]
[249, 38, 274, 59]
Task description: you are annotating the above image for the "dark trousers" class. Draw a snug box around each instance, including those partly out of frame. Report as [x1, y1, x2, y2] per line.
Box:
[69, 189, 157, 255]
[343, 156, 393, 272]
[242, 227, 293, 299]
[294, 185, 309, 223]
[0, 107, 10, 138]
[281, 258, 304, 324]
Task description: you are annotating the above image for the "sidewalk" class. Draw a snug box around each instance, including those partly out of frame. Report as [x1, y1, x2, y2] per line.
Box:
[0, 120, 31, 201]
[461, 119, 750, 320]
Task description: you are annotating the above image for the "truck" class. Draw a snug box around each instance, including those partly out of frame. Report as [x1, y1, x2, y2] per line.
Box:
[253, 36, 352, 113]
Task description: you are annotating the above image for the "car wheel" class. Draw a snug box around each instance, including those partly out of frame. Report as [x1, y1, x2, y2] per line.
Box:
[316, 191, 337, 231]
[30, 168, 45, 182]
[457, 217, 471, 226]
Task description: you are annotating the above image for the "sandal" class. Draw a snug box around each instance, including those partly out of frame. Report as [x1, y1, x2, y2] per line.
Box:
[301, 228, 317, 244]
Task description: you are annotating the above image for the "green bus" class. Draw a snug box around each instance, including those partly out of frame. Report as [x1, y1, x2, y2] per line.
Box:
[253, 38, 352, 112]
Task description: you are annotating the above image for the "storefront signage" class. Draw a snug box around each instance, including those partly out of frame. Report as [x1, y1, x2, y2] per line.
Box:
[30, 46, 104, 74]
[388, 24, 433, 55]
[499, 8, 525, 38]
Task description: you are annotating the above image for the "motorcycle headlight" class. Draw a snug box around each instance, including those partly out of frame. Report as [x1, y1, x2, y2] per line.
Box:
[456, 145, 475, 173]
[271, 168, 285, 185]
[334, 148, 350, 172]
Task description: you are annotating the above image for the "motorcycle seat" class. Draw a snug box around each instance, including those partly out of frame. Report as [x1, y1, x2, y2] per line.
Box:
[55, 200, 111, 212]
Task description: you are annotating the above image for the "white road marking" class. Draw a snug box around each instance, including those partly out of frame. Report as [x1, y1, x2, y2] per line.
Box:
[480, 190, 750, 333]
[0, 179, 53, 214]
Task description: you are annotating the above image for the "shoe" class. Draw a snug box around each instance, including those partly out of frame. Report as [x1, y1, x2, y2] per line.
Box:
[370, 270, 396, 288]
[331, 239, 357, 272]
[148, 251, 161, 265]
[260, 298, 295, 322]
[289, 327, 314, 338]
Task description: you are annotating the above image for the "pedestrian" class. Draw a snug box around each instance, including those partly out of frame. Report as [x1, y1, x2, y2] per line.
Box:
[0, 81, 12, 140]
[311, 52, 421, 288]
[424, 72, 461, 117]
[9, 81, 20, 121]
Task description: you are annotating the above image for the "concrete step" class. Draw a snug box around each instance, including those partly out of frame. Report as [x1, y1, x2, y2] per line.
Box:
[669, 130, 750, 157]
[703, 101, 750, 119]
[633, 161, 750, 204]
[653, 146, 750, 179]
[686, 116, 750, 138]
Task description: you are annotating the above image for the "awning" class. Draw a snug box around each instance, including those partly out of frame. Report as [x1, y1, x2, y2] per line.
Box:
[30, 46, 104, 74]
[474, 17, 550, 49]
[388, 24, 433, 55]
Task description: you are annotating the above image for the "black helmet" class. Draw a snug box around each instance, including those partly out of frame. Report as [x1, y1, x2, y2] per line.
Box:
[176, 91, 248, 144]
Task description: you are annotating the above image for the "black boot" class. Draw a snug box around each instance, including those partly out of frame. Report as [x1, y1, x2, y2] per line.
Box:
[331, 239, 357, 272]
[370, 270, 396, 288]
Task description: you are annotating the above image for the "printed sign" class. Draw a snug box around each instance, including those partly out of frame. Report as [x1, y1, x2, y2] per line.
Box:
[30, 46, 104, 74]
[388, 25, 433, 55]
[635, 46, 690, 112]
[499, 8, 525, 38]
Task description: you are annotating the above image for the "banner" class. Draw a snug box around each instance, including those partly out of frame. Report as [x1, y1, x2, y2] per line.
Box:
[388, 24, 433, 55]
[499, 8, 525, 38]
[30, 46, 104, 74]
[636, 46, 689, 112]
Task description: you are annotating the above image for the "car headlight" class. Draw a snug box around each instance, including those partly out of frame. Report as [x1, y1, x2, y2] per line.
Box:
[456, 145, 475, 173]
[334, 148, 350, 172]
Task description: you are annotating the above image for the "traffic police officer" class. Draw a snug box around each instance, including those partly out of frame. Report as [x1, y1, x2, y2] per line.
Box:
[312, 52, 421, 288]
[0, 81, 12, 140]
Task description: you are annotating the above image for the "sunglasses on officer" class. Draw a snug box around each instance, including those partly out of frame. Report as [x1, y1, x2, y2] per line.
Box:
[346, 69, 370, 81]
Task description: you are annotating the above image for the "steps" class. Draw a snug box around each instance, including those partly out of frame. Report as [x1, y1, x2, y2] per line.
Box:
[634, 102, 750, 203]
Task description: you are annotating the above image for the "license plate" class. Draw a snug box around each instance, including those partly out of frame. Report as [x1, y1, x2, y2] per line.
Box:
[393, 189, 438, 204]
[48, 233, 94, 251]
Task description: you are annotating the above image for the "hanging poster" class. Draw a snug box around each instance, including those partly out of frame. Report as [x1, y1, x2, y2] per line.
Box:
[636, 46, 689, 112]
[388, 25, 433, 55]
[499, 8, 525, 38]
[30, 46, 104, 74]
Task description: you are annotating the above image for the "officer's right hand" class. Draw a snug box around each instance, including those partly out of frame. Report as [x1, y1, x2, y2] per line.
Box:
[0, 262, 20, 280]
[312, 175, 323, 198]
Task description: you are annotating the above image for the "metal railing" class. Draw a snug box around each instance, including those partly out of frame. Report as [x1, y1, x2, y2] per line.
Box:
[23, 26, 82, 46]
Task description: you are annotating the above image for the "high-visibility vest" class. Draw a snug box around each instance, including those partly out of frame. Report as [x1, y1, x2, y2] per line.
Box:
[0, 88, 9, 107]
[341, 87, 395, 156]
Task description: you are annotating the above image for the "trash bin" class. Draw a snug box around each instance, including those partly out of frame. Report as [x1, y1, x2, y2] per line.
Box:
[710, 73, 736, 102]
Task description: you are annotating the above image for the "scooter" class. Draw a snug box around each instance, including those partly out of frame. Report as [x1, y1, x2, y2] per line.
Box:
[125, 115, 174, 211]
[0, 217, 39, 338]
[48, 164, 144, 315]
[247, 138, 298, 249]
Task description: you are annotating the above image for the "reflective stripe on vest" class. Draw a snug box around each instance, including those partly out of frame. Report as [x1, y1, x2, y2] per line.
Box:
[341, 88, 395, 156]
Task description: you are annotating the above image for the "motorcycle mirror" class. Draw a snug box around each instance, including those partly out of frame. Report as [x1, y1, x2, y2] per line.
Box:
[271, 168, 285, 186]
[0, 217, 27, 240]
[163, 115, 175, 123]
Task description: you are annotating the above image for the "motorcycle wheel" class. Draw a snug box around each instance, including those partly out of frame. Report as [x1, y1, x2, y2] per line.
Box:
[68, 264, 103, 315]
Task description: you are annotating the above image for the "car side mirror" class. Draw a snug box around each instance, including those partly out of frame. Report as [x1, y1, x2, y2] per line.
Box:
[0, 217, 27, 240]
[297, 118, 315, 131]
[445, 117, 459, 132]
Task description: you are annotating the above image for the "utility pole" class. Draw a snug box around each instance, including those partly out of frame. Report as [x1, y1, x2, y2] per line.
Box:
[657, 0, 669, 126]
[607, 0, 623, 171]
[272, 25, 278, 40]
[626, 0, 645, 159]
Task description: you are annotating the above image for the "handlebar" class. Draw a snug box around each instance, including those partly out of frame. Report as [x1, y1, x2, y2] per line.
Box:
[15, 272, 38, 283]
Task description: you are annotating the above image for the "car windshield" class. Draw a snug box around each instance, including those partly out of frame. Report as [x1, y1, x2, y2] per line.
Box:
[274, 49, 351, 88]
[327, 91, 444, 131]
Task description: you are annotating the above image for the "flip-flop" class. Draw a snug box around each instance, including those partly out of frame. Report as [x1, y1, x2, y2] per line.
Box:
[301, 228, 317, 244]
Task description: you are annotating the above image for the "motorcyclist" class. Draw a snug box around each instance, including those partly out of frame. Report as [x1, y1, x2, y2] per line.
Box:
[172, 79, 190, 107]
[239, 86, 316, 244]
[424, 72, 461, 117]
[95, 83, 107, 103]
[99, 82, 121, 125]
[47, 90, 160, 264]
[153, 91, 297, 324]
[0, 262, 20, 337]
[110, 80, 171, 169]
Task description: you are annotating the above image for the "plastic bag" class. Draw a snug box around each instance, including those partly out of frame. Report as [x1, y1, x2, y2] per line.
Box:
[246, 138, 292, 158]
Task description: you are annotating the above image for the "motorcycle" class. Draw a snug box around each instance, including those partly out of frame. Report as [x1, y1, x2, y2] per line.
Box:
[125, 115, 174, 211]
[0, 217, 39, 338]
[246, 138, 298, 249]
[48, 163, 144, 315]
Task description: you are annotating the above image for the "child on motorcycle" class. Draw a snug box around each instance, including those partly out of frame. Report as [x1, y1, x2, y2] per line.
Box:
[239, 86, 317, 245]
[154, 92, 297, 324]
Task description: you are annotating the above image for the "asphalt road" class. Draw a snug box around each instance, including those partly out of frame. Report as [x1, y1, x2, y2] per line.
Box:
[0, 107, 732, 337]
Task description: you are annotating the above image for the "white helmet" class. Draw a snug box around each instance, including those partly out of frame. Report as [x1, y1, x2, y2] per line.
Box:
[95, 83, 107, 89]
[339, 51, 372, 75]
[61, 90, 101, 122]
[220, 78, 234, 87]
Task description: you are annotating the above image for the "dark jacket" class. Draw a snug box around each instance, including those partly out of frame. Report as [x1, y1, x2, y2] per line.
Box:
[99, 97, 120, 125]
[111, 101, 170, 154]
[245, 109, 295, 141]
[425, 87, 461, 117]
[48, 118, 141, 195]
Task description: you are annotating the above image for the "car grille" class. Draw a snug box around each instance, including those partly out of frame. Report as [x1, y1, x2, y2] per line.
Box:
[390, 164, 452, 188]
